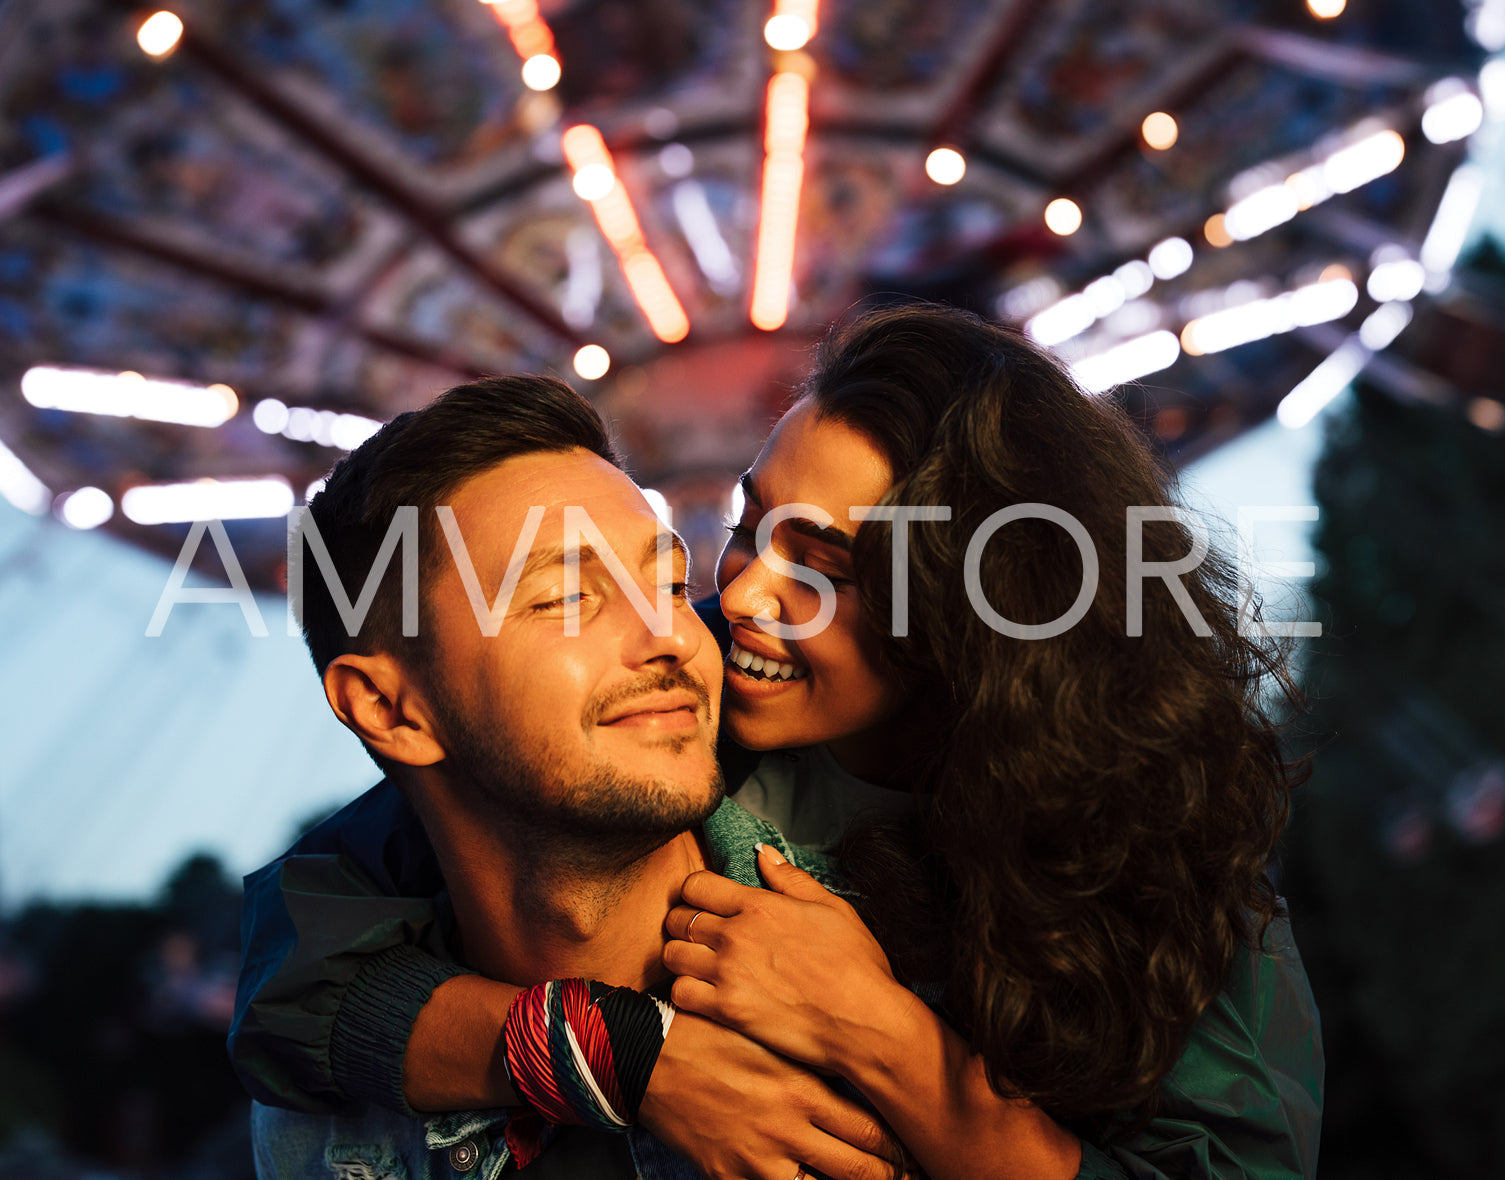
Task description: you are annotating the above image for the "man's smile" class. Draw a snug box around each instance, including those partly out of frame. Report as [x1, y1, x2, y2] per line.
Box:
[596, 690, 703, 730]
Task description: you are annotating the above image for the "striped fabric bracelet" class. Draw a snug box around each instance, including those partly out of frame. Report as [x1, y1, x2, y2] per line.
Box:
[503, 978, 676, 1132]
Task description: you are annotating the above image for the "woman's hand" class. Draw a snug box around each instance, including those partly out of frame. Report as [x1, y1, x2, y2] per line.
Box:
[638, 1008, 900, 1180]
[662, 844, 920, 1077]
[663, 845, 1081, 1180]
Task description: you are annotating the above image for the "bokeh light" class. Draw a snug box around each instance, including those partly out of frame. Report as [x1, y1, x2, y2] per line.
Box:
[521, 53, 561, 91]
[1044, 198, 1082, 236]
[1142, 111, 1179, 150]
[764, 14, 811, 51]
[924, 147, 967, 185]
[57, 486, 114, 530]
[573, 344, 611, 380]
[137, 11, 184, 57]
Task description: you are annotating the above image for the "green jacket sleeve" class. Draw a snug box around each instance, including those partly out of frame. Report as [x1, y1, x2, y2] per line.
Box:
[1087, 915, 1324, 1179]
[228, 780, 473, 1116]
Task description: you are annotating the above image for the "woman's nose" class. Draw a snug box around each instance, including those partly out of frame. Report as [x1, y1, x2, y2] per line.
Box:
[717, 548, 781, 626]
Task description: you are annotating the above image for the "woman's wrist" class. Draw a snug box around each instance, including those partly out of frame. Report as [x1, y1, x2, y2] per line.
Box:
[829, 976, 934, 1089]
[837, 990, 1084, 1180]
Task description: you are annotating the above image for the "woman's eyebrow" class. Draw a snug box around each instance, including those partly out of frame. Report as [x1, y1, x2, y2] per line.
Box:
[742, 472, 856, 551]
[787, 518, 854, 552]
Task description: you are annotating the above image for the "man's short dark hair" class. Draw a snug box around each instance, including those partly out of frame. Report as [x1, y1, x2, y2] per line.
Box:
[298, 374, 620, 676]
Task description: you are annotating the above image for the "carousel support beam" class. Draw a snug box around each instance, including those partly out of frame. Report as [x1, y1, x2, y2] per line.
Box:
[1234, 27, 1434, 89]
[1057, 39, 1241, 195]
[101, 0, 583, 348]
[28, 202, 490, 379]
[0, 154, 74, 222]
[930, 0, 1053, 151]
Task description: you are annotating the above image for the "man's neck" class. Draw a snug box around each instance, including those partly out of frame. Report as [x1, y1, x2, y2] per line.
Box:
[423, 798, 710, 990]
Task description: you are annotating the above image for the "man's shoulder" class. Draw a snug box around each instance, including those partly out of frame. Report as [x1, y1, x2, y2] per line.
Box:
[701, 796, 843, 891]
[261, 779, 443, 899]
[289, 780, 413, 856]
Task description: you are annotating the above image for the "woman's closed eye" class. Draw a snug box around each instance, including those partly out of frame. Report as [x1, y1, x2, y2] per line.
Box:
[724, 521, 854, 587]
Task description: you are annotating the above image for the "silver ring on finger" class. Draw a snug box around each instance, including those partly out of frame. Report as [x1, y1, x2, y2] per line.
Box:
[686, 909, 706, 945]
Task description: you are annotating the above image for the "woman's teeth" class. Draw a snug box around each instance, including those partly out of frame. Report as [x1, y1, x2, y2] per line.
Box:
[729, 642, 806, 682]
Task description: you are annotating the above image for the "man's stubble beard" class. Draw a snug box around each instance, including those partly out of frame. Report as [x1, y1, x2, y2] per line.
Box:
[430, 668, 725, 882]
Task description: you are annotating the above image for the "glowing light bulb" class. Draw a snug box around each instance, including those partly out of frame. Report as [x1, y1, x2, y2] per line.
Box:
[1323, 129, 1405, 194]
[21, 366, 237, 427]
[253, 398, 290, 434]
[122, 477, 294, 524]
[1141, 112, 1178, 150]
[1072, 331, 1182, 395]
[1422, 90, 1484, 144]
[1148, 237, 1194, 280]
[1307, 0, 1345, 17]
[764, 14, 811, 51]
[58, 486, 114, 530]
[521, 53, 561, 91]
[137, 11, 184, 56]
[1044, 198, 1082, 236]
[572, 162, 616, 201]
[925, 147, 966, 185]
[573, 344, 611, 380]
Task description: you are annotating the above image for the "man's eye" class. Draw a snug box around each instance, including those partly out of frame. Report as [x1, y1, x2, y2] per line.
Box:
[532, 592, 584, 612]
[723, 521, 754, 543]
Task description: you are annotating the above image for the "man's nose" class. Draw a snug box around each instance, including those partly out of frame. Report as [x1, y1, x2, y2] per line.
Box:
[618, 585, 703, 669]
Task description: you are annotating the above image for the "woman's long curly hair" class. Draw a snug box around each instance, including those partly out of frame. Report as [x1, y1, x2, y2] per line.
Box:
[806, 304, 1302, 1122]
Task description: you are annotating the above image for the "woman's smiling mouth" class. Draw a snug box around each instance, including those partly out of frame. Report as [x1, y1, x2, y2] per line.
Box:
[726, 641, 807, 683]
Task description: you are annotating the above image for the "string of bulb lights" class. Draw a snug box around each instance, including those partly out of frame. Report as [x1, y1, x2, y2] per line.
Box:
[0, 0, 1490, 535]
[122, 0, 1419, 360]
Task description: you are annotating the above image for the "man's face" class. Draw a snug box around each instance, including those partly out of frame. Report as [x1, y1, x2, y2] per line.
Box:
[421, 449, 724, 849]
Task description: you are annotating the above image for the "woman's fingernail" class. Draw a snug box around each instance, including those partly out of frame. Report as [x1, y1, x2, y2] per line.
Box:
[755, 842, 786, 866]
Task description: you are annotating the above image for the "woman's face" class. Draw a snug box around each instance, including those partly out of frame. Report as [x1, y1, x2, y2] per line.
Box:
[715, 399, 904, 776]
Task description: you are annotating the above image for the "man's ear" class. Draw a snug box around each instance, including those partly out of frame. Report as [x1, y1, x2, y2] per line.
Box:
[323, 652, 446, 768]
